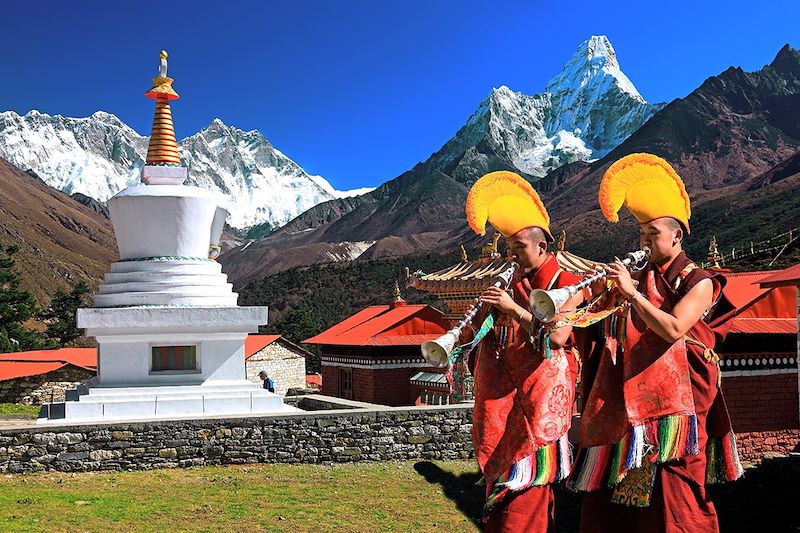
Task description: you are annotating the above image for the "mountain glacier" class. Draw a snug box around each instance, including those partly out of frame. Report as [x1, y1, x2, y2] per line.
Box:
[432, 35, 665, 180]
[0, 111, 370, 229]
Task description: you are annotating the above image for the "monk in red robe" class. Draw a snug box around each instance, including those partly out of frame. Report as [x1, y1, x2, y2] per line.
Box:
[570, 154, 742, 532]
[463, 171, 584, 532]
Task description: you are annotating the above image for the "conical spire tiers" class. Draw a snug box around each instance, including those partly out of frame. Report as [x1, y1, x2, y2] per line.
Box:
[146, 99, 181, 165]
[141, 50, 187, 184]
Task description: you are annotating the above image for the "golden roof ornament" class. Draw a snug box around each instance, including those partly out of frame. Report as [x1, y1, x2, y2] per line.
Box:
[557, 230, 567, 252]
[707, 235, 723, 269]
[391, 280, 408, 308]
[393, 281, 403, 301]
[480, 233, 501, 258]
[460, 245, 468, 262]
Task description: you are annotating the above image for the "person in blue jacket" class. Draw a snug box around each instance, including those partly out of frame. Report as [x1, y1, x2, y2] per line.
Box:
[258, 371, 275, 393]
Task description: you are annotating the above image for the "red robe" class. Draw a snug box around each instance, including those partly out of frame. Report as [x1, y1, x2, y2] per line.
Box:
[575, 252, 741, 533]
[471, 253, 580, 530]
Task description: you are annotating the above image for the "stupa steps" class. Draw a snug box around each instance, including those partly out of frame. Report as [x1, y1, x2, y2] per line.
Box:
[110, 260, 223, 274]
[94, 291, 238, 307]
[58, 390, 290, 421]
[98, 281, 233, 294]
[73, 383, 266, 397]
[104, 272, 227, 284]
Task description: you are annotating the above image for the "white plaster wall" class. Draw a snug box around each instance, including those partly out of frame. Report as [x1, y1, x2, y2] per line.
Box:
[94, 335, 248, 386]
[108, 185, 219, 259]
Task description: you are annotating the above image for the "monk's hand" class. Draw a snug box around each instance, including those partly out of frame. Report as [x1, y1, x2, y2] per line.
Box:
[606, 260, 636, 300]
[480, 287, 518, 317]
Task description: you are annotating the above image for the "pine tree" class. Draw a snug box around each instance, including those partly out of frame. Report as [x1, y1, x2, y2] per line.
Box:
[0, 244, 47, 352]
[41, 281, 91, 346]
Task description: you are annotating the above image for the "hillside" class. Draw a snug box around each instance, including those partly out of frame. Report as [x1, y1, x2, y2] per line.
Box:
[0, 158, 117, 303]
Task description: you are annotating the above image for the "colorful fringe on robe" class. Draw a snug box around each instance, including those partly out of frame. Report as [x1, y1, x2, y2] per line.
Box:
[567, 414, 699, 491]
[483, 433, 571, 521]
[705, 429, 744, 483]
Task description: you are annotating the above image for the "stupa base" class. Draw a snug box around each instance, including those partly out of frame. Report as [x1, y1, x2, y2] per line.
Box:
[38, 380, 298, 423]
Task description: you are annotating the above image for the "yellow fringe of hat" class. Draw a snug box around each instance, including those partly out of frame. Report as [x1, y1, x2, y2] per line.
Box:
[599, 153, 692, 233]
[466, 171, 552, 240]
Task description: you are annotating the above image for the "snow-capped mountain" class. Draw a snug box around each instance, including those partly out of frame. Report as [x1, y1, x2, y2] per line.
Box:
[0, 111, 371, 229]
[0, 110, 146, 200]
[432, 35, 664, 179]
[178, 119, 343, 228]
[544, 35, 662, 157]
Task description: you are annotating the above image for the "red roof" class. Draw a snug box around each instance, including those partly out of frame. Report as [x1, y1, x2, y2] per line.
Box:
[0, 335, 308, 380]
[720, 272, 770, 310]
[0, 361, 68, 381]
[0, 348, 97, 381]
[717, 271, 797, 334]
[727, 318, 796, 334]
[759, 263, 800, 288]
[303, 304, 449, 346]
[244, 334, 314, 359]
[244, 335, 281, 358]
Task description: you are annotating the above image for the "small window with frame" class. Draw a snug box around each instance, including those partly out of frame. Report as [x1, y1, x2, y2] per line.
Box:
[151, 345, 199, 373]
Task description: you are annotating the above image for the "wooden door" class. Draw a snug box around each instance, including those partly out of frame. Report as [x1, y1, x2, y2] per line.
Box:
[339, 367, 353, 400]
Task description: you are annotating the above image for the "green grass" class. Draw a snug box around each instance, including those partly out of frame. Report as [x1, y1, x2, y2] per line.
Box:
[0, 404, 39, 417]
[0, 461, 483, 533]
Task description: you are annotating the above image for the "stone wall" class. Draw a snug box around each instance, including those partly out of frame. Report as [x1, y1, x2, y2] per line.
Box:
[245, 341, 306, 396]
[736, 429, 800, 464]
[2, 399, 797, 474]
[0, 367, 94, 405]
[0, 402, 474, 473]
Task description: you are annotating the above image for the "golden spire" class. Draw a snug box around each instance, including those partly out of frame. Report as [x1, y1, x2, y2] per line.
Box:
[557, 230, 567, 251]
[144, 50, 181, 166]
[481, 233, 501, 257]
[391, 281, 408, 308]
[707, 235, 723, 269]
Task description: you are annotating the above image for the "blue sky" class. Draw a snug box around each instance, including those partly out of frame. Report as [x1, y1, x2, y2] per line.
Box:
[3, 0, 799, 190]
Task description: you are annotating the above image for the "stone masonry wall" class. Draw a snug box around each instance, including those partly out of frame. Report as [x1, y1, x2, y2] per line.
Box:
[2, 403, 796, 474]
[735, 429, 800, 464]
[0, 403, 474, 474]
[245, 342, 306, 396]
[0, 367, 94, 405]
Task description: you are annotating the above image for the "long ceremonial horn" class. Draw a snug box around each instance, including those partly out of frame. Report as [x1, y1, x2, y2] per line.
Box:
[421, 262, 518, 367]
[530, 247, 650, 323]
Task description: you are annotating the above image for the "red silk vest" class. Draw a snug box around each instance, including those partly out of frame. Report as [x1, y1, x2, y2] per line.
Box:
[472, 253, 580, 483]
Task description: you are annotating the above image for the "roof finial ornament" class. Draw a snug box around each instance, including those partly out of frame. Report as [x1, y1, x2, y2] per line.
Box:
[481, 233, 501, 258]
[460, 245, 468, 262]
[393, 281, 403, 300]
[707, 235, 723, 269]
[159, 50, 168, 77]
[557, 230, 567, 252]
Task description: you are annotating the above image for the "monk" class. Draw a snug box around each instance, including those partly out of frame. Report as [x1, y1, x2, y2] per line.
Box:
[571, 153, 742, 532]
[464, 171, 583, 532]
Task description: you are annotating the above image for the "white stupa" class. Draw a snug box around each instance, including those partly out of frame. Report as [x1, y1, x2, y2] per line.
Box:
[40, 51, 295, 422]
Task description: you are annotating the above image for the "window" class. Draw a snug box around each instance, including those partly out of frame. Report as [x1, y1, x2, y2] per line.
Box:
[151, 345, 198, 372]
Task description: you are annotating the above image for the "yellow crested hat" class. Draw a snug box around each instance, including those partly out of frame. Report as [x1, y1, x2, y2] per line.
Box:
[466, 171, 552, 240]
[599, 153, 691, 233]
